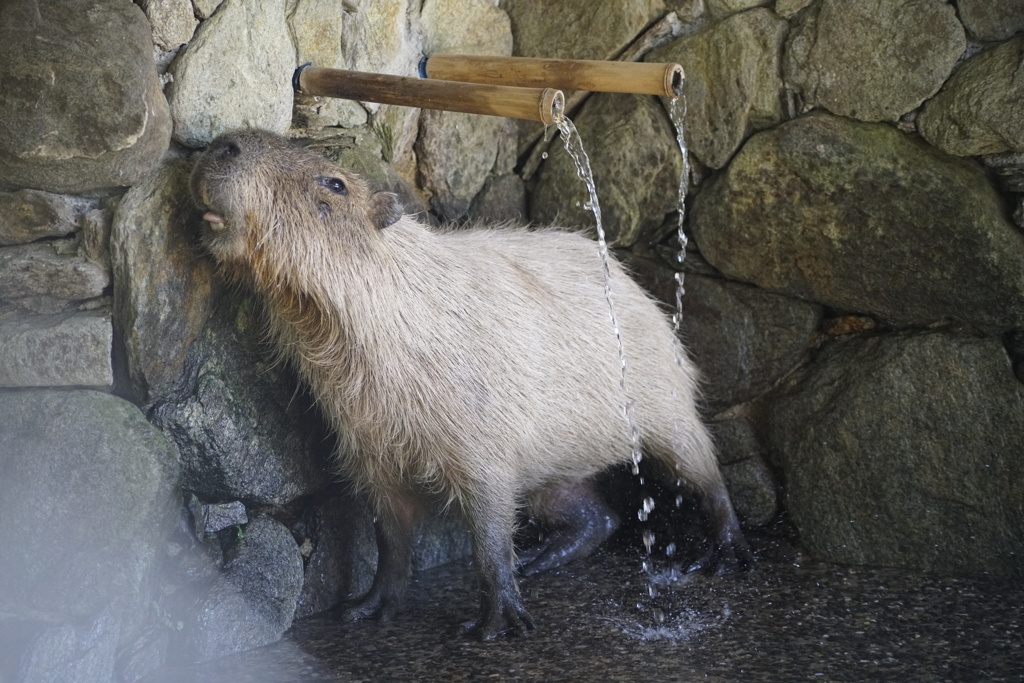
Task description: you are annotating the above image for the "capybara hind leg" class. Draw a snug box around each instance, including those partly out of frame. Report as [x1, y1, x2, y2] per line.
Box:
[688, 481, 752, 574]
[519, 478, 620, 576]
[461, 491, 535, 640]
[339, 489, 420, 622]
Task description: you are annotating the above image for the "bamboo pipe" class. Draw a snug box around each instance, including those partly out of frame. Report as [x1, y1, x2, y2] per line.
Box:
[293, 64, 565, 125]
[421, 55, 685, 98]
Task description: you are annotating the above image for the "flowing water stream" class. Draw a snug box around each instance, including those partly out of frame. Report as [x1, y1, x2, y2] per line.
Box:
[555, 93, 695, 630]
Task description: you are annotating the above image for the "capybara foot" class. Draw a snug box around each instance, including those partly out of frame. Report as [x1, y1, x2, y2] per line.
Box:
[460, 595, 535, 640]
[334, 593, 401, 622]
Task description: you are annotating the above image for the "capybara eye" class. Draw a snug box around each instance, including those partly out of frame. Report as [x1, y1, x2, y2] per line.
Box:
[217, 141, 241, 159]
[319, 176, 348, 195]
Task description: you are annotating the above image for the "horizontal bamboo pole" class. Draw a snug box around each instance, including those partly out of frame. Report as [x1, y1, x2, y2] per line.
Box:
[422, 55, 684, 97]
[294, 65, 565, 125]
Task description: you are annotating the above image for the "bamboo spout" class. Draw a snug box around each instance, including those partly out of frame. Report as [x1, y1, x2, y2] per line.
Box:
[293, 64, 565, 125]
[421, 55, 685, 98]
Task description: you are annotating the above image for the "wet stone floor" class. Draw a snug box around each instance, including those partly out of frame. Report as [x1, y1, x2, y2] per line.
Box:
[147, 535, 1024, 683]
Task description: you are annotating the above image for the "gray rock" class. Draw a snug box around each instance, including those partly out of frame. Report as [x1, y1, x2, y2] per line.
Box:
[0, 310, 112, 388]
[691, 112, 1024, 333]
[115, 626, 171, 683]
[289, 0, 369, 129]
[956, 0, 1024, 42]
[421, 0, 512, 57]
[707, 0, 771, 18]
[15, 609, 120, 683]
[918, 37, 1024, 157]
[139, 0, 199, 50]
[79, 207, 113, 269]
[192, 0, 224, 19]
[532, 94, 682, 246]
[774, 0, 814, 19]
[416, 0, 514, 220]
[0, 0, 172, 193]
[647, 8, 788, 169]
[623, 257, 821, 406]
[188, 496, 248, 535]
[150, 292, 332, 505]
[166, 0, 295, 148]
[294, 491, 376, 619]
[0, 390, 181, 639]
[720, 455, 778, 527]
[0, 190, 96, 246]
[416, 111, 507, 220]
[680, 274, 821, 406]
[504, 0, 665, 59]
[783, 0, 965, 122]
[182, 514, 303, 662]
[337, 0, 422, 78]
[984, 150, 1024, 193]
[768, 331, 1024, 575]
[0, 239, 109, 304]
[111, 159, 216, 407]
[468, 173, 528, 223]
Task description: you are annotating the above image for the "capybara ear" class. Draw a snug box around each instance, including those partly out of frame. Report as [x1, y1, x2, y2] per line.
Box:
[370, 191, 402, 229]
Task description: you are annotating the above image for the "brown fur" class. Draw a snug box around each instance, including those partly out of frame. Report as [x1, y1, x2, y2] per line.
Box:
[191, 129, 750, 639]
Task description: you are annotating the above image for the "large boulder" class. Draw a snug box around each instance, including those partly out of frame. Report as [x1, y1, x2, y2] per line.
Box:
[111, 159, 215, 407]
[0, 0, 171, 193]
[532, 93, 682, 246]
[783, 0, 965, 122]
[691, 112, 1024, 333]
[416, 0, 513, 219]
[289, 0, 369, 129]
[647, 7, 788, 169]
[0, 190, 96, 246]
[768, 331, 1024, 575]
[918, 37, 1024, 157]
[166, 0, 295, 148]
[150, 291, 333, 505]
[0, 310, 112, 388]
[0, 389, 181, 639]
[177, 514, 304, 663]
[955, 0, 1024, 42]
[503, 0, 664, 60]
[680, 274, 821, 406]
[0, 239, 109, 308]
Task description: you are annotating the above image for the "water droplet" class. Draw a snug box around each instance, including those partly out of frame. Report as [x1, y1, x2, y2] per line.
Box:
[541, 151, 548, 160]
[642, 529, 656, 554]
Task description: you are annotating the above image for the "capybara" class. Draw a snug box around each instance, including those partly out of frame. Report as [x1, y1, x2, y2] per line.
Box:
[190, 129, 750, 639]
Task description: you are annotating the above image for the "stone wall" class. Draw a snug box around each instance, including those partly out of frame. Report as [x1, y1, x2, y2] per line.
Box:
[1, 0, 1022, 678]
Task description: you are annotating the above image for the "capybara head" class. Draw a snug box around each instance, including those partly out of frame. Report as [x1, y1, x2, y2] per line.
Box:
[190, 129, 403, 267]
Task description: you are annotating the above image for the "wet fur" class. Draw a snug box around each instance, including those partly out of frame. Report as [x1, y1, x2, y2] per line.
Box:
[191, 129, 749, 639]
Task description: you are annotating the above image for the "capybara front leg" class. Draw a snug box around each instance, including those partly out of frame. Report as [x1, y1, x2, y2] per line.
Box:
[462, 493, 535, 639]
[519, 477, 620, 575]
[339, 490, 419, 622]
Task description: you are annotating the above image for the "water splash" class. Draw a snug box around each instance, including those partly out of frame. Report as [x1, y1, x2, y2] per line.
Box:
[555, 116, 644, 476]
